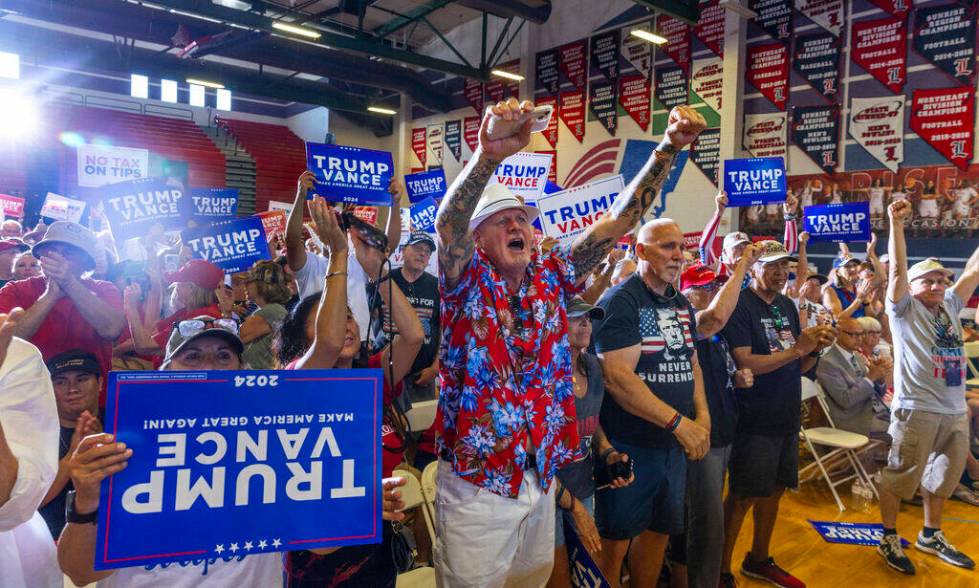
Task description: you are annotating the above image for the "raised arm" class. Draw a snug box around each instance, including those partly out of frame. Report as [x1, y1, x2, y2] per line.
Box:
[569, 106, 707, 283]
[795, 231, 810, 290]
[699, 191, 727, 269]
[696, 244, 762, 338]
[286, 171, 316, 272]
[953, 243, 979, 305]
[385, 179, 404, 255]
[435, 98, 535, 290]
[783, 190, 799, 254]
[886, 200, 912, 303]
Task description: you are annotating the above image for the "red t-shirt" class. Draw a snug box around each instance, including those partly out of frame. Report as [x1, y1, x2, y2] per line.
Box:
[0, 276, 123, 389]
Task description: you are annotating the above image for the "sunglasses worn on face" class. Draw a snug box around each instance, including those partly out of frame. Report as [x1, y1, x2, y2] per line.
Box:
[176, 318, 239, 338]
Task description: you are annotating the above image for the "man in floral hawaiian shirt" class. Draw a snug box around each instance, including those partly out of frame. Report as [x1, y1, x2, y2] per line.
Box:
[432, 98, 706, 587]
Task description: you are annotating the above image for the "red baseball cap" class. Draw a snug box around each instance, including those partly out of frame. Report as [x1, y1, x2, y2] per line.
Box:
[0, 239, 29, 254]
[167, 259, 224, 290]
[680, 263, 726, 291]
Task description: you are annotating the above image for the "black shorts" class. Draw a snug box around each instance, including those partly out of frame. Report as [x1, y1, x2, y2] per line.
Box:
[729, 432, 799, 498]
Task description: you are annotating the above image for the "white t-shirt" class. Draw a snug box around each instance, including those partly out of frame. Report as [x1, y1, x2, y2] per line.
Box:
[97, 553, 283, 588]
[955, 187, 977, 206]
[294, 249, 371, 341]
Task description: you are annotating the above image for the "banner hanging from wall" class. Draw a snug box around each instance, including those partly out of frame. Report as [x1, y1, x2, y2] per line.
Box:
[0, 193, 25, 219]
[751, 0, 793, 41]
[691, 128, 721, 185]
[589, 81, 618, 136]
[794, 0, 843, 37]
[694, 0, 726, 57]
[559, 90, 586, 143]
[536, 48, 561, 95]
[77, 145, 149, 188]
[867, 0, 912, 18]
[619, 74, 651, 131]
[559, 39, 588, 90]
[187, 188, 238, 225]
[913, 3, 976, 88]
[405, 169, 448, 204]
[791, 105, 839, 172]
[621, 21, 653, 76]
[463, 116, 480, 154]
[489, 151, 553, 201]
[690, 56, 723, 116]
[536, 175, 625, 247]
[743, 112, 788, 158]
[851, 16, 907, 95]
[591, 30, 620, 82]
[426, 124, 444, 168]
[411, 128, 427, 169]
[444, 120, 462, 162]
[305, 144, 395, 205]
[746, 43, 790, 110]
[848, 95, 905, 172]
[793, 32, 841, 101]
[102, 178, 185, 241]
[909, 87, 975, 171]
[803, 202, 872, 242]
[654, 65, 689, 113]
[656, 14, 691, 71]
[536, 150, 558, 184]
[464, 78, 484, 115]
[536, 96, 560, 147]
[182, 216, 271, 273]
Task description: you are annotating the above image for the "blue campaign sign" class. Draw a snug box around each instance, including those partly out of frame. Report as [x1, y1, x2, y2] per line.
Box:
[410, 196, 438, 233]
[182, 216, 271, 274]
[306, 143, 394, 206]
[187, 188, 239, 225]
[563, 518, 611, 588]
[722, 157, 787, 207]
[803, 202, 872, 243]
[809, 520, 909, 547]
[95, 369, 384, 570]
[404, 169, 447, 204]
[101, 177, 185, 241]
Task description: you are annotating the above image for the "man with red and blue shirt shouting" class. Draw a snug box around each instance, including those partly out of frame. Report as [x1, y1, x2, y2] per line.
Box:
[432, 97, 706, 587]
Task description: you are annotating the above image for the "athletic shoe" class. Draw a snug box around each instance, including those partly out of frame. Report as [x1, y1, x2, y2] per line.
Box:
[877, 534, 915, 575]
[719, 572, 737, 588]
[915, 530, 975, 569]
[740, 555, 805, 588]
[952, 483, 979, 506]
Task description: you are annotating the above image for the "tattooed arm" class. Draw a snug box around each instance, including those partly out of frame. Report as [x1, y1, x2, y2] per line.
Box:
[435, 98, 534, 290]
[569, 106, 707, 284]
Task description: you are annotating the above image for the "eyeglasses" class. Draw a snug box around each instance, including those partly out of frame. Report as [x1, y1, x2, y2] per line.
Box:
[176, 318, 239, 338]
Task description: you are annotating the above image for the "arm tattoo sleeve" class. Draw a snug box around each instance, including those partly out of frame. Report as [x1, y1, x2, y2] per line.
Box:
[570, 143, 678, 277]
[435, 156, 499, 286]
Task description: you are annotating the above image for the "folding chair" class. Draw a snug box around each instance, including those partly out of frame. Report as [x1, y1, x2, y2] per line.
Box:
[407, 399, 438, 433]
[966, 341, 979, 389]
[420, 461, 438, 548]
[392, 469, 436, 588]
[798, 378, 879, 511]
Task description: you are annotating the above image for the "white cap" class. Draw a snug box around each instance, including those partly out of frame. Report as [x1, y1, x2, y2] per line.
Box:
[722, 231, 751, 252]
[468, 183, 540, 230]
[907, 258, 954, 282]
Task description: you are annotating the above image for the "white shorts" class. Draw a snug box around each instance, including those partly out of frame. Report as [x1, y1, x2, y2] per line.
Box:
[955, 203, 971, 217]
[918, 199, 939, 218]
[870, 197, 885, 214]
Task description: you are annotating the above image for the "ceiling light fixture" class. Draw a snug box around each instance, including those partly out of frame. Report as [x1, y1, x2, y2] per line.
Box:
[212, 0, 252, 10]
[367, 106, 397, 115]
[629, 29, 668, 45]
[186, 78, 225, 89]
[490, 69, 524, 81]
[272, 21, 322, 39]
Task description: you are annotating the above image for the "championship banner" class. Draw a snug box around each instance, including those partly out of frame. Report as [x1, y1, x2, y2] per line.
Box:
[187, 188, 238, 225]
[77, 145, 149, 188]
[444, 120, 462, 162]
[746, 43, 790, 110]
[723, 157, 787, 206]
[536, 95, 560, 147]
[848, 95, 905, 172]
[589, 81, 618, 136]
[411, 128, 427, 169]
[40, 192, 86, 223]
[182, 216, 271, 273]
[913, 4, 976, 87]
[691, 128, 721, 185]
[409, 196, 438, 233]
[564, 518, 612, 588]
[485, 77, 505, 104]
[656, 14, 691, 71]
[793, 32, 841, 100]
[305, 144, 395, 206]
[426, 124, 444, 168]
[498, 60, 521, 98]
[794, 0, 843, 37]
[256, 210, 287, 239]
[618, 75, 651, 132]
[93, 369, 382, 570]
[559, 90, 586, 143]
[102, 178, 185, 241]
[690, 56, 723, 116]
[463, 78, 484, 115]
[490, 151, 553, 201]
[654, 65, 689, 113]
[743, 112, 788, 158]
[750, 0, 793, 40]
[621, 21, 653, 77]
[791, 105, 839, 172]
[852, 16, 907, 94]
[463, 116, 480, 154]
[803, 202, 871, 242]
[810, 521, 910, 547]
[0, 193, 25, 218]
[405, 169, 448, 204]
[910, 87, 975, 171]
[559, 40, 588, 91]
[591, 30, 620, 82]
[536, 175, 625, 247]
[536, 48, 561, 94]
[867, 0, 911, 18]
[694, 0, 725, 57]
[536, 150, 558, 184]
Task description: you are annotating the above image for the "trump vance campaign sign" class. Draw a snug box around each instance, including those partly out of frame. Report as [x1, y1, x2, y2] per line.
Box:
[803, 202, 872, 243]
[94, 369, 384, 570]
[536, 175, 625, 247]
[102, 178, 185, 241]
[306, 143, 394, 206]
[182, 216, 271, 274]
[722, 157, 787, 206]
[405, 169, 447, 203]
[187, 188, 239, 225]
[489, 151, 554, 201]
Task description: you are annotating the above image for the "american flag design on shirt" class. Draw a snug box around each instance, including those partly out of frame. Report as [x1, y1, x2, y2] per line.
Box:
[639, 306, 694, 356]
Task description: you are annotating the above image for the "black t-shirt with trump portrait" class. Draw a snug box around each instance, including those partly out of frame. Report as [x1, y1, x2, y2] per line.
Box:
[721, 288, 803, 436]
[594, 274, 698, 448]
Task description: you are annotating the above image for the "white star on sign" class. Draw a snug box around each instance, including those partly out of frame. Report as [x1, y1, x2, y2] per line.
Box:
[258, 540, 268, 550]
[244, 541, 254, 551]
[215, 544, 225, 554]
[229, 543, 239, 553]
[272, 538, 282, 548]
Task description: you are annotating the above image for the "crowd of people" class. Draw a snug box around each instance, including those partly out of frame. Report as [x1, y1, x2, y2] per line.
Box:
[1, 99, 978, 588]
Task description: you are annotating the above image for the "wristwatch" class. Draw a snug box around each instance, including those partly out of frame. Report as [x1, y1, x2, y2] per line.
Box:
[66, 490, 98, 525]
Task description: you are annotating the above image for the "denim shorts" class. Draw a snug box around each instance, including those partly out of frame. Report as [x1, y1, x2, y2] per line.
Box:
[595, 440, 687, 540]
[554, 494, 595, 547]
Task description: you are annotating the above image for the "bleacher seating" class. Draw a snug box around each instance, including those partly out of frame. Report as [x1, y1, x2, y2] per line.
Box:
[216, 117, 305, 211]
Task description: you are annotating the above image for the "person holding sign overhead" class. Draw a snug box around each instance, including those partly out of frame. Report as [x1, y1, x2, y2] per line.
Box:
[433, 97, 706, 587]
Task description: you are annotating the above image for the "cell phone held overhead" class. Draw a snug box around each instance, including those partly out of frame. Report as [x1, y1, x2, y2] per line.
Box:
[485, 104, 554, 141]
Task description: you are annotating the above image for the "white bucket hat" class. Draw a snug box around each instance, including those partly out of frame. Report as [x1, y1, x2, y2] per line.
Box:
[468, 183, 540, 231]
